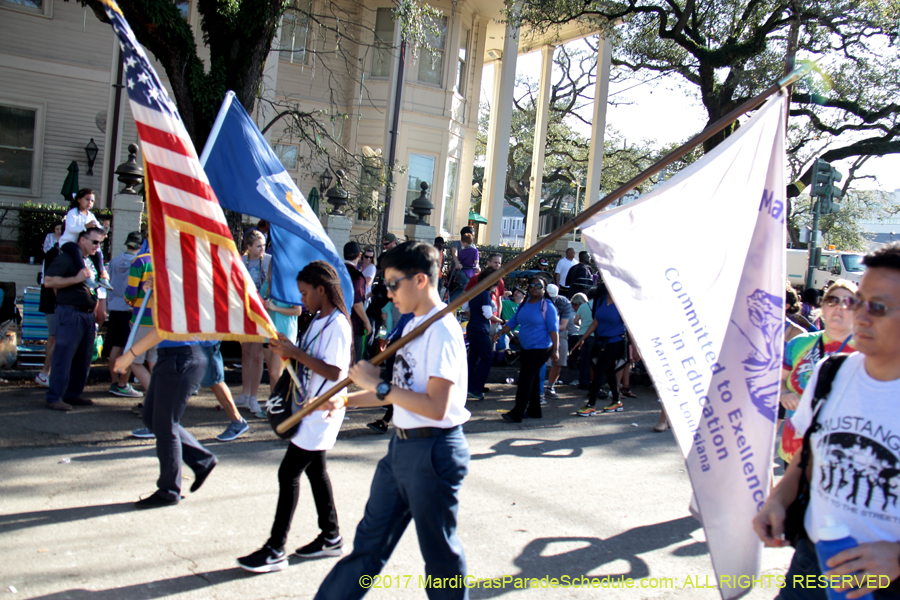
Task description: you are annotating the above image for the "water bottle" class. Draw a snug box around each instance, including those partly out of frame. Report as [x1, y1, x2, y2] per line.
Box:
[815, 515, 873, 600]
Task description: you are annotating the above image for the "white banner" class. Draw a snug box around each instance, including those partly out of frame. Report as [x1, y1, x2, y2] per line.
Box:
[582, 95, 786, 600]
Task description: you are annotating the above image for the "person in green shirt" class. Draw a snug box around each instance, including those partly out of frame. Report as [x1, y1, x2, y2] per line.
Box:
[497, 287, 525, 356]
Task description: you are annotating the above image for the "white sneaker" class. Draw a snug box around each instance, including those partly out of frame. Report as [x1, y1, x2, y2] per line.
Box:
[35, 373, 50, 387]
[247, 396, 261, 413]
[234, 394, 250, 408]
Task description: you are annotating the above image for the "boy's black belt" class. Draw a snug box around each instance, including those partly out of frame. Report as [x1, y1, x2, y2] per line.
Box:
[59, 304, 94, 313]
[395, 425, 461, 440]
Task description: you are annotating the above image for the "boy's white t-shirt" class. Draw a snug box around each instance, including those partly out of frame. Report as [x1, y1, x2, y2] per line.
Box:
[290, 311, 351, 451]
[791, 351, 900, 544]
[390, 303, 470, 429]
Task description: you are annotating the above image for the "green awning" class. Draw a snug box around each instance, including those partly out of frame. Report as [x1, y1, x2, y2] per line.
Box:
[468, 210, 488, 224]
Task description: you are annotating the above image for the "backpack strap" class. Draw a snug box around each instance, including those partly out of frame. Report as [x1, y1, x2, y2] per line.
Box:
[796, 354, 850, 473]
[809, 354, 849, 417]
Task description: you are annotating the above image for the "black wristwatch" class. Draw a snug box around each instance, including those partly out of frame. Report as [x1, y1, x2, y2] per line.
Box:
[376, 381, 392, 401]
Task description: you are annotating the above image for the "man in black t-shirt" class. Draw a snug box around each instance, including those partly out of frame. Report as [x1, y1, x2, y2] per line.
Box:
[42, 227, 105, 411]
[566, 251, 594, 298]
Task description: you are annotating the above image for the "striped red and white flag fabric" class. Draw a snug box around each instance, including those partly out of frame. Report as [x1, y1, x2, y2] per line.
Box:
[100, 0, 276, 341]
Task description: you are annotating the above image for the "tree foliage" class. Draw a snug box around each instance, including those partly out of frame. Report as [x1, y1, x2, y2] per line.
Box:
[512, 0, 900, 187]
[80, 0, 441, 152]
[789, 188, 898, 252]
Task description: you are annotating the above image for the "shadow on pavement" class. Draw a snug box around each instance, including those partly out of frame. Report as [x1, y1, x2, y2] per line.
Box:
[470, 429, 668, 461]
[26, 568, 254, 599]
[0, 502, 136, 535]
[470, 515, 702, 598]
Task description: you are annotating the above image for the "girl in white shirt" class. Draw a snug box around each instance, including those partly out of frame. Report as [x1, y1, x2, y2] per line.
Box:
[58, 189, 112, 289]
[237, 261, 351, 573]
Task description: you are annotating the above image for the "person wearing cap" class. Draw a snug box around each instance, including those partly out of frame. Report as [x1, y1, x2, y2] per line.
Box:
[106, 231, 145, 398]
[545, 284, 574, 398]
[381, 232, 398, 253]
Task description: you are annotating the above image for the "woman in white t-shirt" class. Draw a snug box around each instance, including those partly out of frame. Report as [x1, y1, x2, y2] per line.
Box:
[43, 222, 62, 255]
[237, 261, 351, 573]
[236, 229, 272, 414]
[360, 247, 377, 300]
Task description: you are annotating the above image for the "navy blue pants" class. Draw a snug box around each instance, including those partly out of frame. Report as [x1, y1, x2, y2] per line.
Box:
[46, 304, 95, 405]
[315, 428, 470, 600]
[143, 345, 216, 500]
[466, 328, 492, 395]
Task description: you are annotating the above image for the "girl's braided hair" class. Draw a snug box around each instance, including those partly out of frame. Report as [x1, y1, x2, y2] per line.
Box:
[296, 261, 353, 355]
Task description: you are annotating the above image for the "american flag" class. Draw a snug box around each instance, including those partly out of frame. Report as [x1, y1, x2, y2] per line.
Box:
[101, 0, 276, 341]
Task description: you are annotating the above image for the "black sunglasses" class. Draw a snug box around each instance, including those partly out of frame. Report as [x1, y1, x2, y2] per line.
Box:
[528, 282, 544, 289]
[385, 273, 421, 292]
[87, 239, 102, 246]
[851, 298, 900, 317]
[363, 254, 374, 259]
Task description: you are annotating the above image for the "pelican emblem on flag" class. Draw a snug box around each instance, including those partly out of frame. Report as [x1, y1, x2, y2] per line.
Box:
[732, 289, 783, 423]
[255, 172, 315, 223]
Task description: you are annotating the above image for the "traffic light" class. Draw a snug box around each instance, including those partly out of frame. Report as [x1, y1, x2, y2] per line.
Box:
[809, 158, 843, 214]
[827, 168, 843, 214]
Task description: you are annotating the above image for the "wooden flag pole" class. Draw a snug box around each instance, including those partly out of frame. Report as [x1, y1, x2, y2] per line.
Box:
[276, 67, 808, 435]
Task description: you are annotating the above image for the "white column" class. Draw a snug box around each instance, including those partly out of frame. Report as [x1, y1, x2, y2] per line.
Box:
[524, 45, 554, 247]
[479, 22, 519, 245]
[584, 36, 612, 207]
[454, 17, 486, 236]
[477, 61, 503, 244]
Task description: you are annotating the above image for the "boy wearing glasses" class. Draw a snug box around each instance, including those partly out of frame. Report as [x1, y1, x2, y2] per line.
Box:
[316, 241, 470, 600]
[41, 226, 106, 411]
[753, 242, 900, 598]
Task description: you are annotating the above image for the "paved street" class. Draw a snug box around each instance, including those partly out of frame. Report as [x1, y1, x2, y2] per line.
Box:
[0, 378, 794, 599]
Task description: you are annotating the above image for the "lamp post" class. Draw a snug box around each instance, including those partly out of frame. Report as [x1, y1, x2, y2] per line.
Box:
[84, 138, 99, 176]
[325, 169, 349, 215]
[318, 168, 333, 195]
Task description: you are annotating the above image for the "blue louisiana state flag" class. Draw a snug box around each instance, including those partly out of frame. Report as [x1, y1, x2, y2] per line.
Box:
[200, 92, 353, 310]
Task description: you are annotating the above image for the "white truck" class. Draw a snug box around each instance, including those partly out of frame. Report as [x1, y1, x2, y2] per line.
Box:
[786, 248, 866, 290]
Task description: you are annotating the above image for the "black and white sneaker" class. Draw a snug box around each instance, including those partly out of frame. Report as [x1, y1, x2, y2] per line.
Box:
[237, 545, 287, 573]
[296, 534, 344, 558]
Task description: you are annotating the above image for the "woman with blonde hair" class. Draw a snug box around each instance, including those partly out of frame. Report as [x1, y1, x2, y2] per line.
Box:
[236, 228, 271, 415]
[779, 279, 857, 463]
